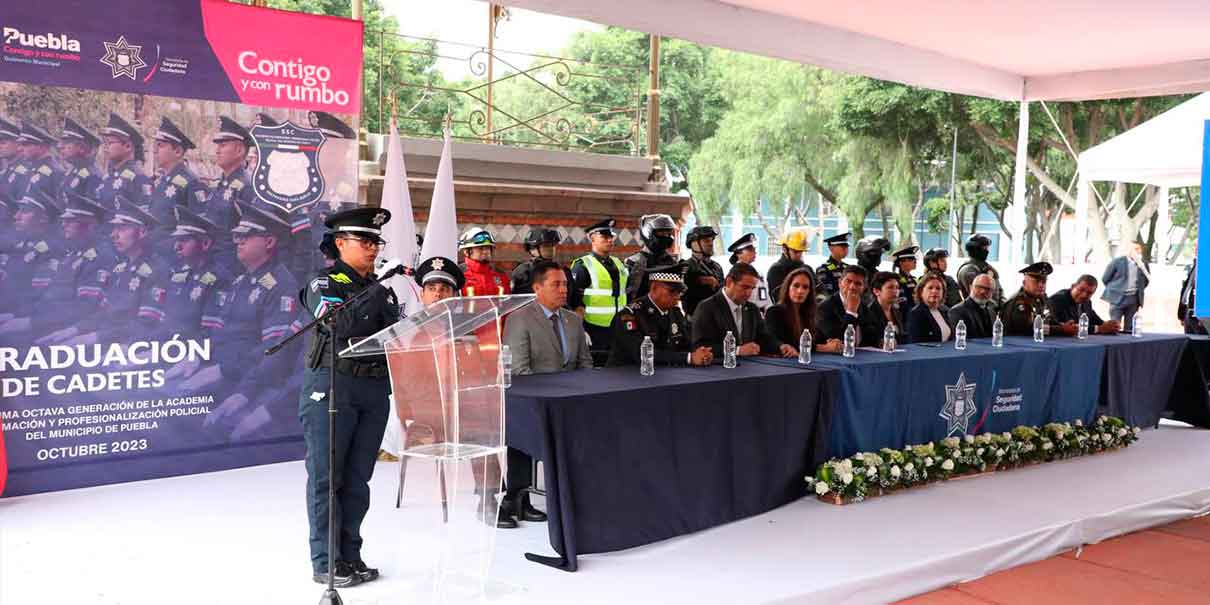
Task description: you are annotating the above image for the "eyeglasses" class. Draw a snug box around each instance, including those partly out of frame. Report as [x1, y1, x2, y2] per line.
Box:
[339, 235, 385, 250]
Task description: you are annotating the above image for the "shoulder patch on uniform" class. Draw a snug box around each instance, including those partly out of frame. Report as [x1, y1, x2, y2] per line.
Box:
[310, 277, 329, 292]
[171, 174, 189, 188]
[78, 167, 90, 178]
[38, 164, 52, 176]
[15, 165, 27, 174]
[230, 179, 244, 191]
[120, 168, 135, 180]
[330, 272, 351, 284]
[258, 272, 278, 290]
[171, 271, 188, 283]
[194, 189, 207, 203]
[199, 272, 217, 286]
[137, 262, 152, 277]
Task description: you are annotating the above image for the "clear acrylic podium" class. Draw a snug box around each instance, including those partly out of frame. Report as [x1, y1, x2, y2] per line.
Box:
[342, 294, 534, 603]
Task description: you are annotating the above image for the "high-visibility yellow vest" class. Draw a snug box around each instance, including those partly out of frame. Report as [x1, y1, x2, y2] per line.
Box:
[577, 254, 628, 328]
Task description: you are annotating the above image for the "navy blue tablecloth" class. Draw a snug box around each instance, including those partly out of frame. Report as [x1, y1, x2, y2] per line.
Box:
[505, 363, 835, 571]
[752, 340, 1100, 458]
[1167, 335, 1210, 428]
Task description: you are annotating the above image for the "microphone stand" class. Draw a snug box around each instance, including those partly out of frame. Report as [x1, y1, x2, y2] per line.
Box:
[266, 266, 406, 605]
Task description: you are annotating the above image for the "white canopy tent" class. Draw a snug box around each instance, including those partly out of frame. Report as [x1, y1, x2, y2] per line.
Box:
[507, 0, 1210, 264]
[1076, 93, 1210, 263]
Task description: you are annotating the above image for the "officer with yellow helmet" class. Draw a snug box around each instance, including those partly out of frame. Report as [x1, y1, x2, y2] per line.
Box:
[767, 228, 814, 301]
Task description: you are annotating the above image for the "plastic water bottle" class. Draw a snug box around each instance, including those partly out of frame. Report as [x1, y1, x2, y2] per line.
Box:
[1132, 316, 1143, 338]
[843, 324, 856, 358]
[798, 329, 812, 365]
[882, 323, 896, 353]
[723, 330, 737, 368]
[992, 316, 1004, 348]
[955, 320, 967, 350]
[1078, 313, 1089, 339]
[500, 344, 512, 388]
[640, 336, 655, 376]
[1033, 314, 1045, 343]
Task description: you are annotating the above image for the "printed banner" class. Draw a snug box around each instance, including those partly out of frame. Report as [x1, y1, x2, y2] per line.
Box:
[1196, 120, 1210, 318]
[0, 1, 363, 497]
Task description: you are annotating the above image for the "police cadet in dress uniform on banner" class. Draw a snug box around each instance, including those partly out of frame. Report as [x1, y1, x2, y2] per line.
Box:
[200, 116, 257, 276]
[0, 117, 23, 215]
[57, 117, 103, 201]
[607, 262, 713, 367]
[569, 218, 627, 354]
[17, 122, 64, 201]
[815, 232, 851, 302]
[299, 207, 401, 588]
[682, 225, 724, 316]
[956, 233, 1004, 306]
[1001, 261, 1059, 337]
[96, 113, 151, 210]
[511, 227, 564, 295]
[149, 117, 207, 247]
[0, 187, 63, 319]
[625, 213, 678, 301]
[892, 245, 919, 307]
[727, 232, 772, 311]
[156, 206, 230, 340]
[0, 192, 115, 340]
[924, 247, 963, 307]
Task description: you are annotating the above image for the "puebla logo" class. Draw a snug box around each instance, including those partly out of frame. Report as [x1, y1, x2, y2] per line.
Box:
[3, 27, 80, 51]
[250, 121, 326, 212]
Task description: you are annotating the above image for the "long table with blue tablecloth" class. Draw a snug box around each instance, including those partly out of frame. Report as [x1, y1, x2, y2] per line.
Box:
[506, 333, 1203, 571]
[505, 363, 836, 571]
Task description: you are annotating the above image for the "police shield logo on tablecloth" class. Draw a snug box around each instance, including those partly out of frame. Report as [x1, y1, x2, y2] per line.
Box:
[250, 121, 326, 211]
[940, 372, 978, 437]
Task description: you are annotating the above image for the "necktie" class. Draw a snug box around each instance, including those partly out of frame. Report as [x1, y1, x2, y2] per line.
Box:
[551, 313, 566, 363]
[734, 306, 743, 338]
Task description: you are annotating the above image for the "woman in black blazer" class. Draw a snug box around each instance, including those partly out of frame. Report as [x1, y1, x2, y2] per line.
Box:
[862, 271, 909, 347]
[908, 272, 953, 343]
[765, 267, 842, 353]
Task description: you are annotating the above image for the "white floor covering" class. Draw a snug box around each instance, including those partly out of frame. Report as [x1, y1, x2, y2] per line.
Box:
[3, 424, 1210, 605]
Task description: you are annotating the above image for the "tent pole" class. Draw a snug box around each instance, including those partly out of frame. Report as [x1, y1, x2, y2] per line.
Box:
[1011, 101, 1030, 266]
[949, 127, 960, 257]
[1075, 178, 1090, 265]
[1156, 186, 1171, 264]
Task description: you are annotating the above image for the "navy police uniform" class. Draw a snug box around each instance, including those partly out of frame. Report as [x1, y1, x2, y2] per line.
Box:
[606, 263, 694, 366]
[58, 118, 103, 201]
[726, 232, 772, 310]
[815, 232, 851, 302]
[158, 206, 230, 339]
[96, 113, 152, 209]
[78, 197, 170, 340]
[26, 193, 115, 333]
[299, 207, 399, 584]
[893, 245, 919, 306]
[149, 118, 208, 236]
[0, 188, 63, 315]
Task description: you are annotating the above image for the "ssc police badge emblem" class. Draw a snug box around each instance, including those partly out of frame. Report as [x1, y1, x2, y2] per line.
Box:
[250, 121, 326, 212]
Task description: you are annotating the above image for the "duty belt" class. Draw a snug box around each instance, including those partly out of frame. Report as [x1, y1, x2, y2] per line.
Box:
[334, 358, 389, 378]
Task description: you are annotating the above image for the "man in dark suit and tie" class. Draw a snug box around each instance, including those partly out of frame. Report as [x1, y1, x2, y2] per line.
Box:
[817, 265, 869, 347]
[691, 262, 797, 359]
[1101, 241, 1150, 331]
[1050, 274, 1121, 335]
[502, 259, 591, 527]
[947, 273, 997, 338]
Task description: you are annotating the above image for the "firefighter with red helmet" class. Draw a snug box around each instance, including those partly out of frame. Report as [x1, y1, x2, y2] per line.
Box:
[458, 227, 510, 297]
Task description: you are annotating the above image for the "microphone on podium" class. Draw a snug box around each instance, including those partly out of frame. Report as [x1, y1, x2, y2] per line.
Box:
[375, 257, 414, 280]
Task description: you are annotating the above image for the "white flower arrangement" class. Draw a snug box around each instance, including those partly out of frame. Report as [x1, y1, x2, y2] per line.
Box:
[941, 459, 955, 471]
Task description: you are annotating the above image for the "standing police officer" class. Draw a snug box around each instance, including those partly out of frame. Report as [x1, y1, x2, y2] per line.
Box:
[97, 113, 151, 209]
[510, 227, 562, 295]
[299, 207, 401, 588]
[768, 228, 812, 301]
[625, 213, 677, 301]
[727, 232, 772, 311]
[892, 245, 919, 306]
[57, 117, 103, 200]
[956, 234, 1003, 305]
[607, 263, 713, 367]
[200, 116, 257, 276]
[854, 237, 891, 302]
[815, 232, 851, 302]
[569, 218, 627, 354]
[924, 247, 963, 307]
[682, 225, 723, 316]
[149, 117, 207, 242]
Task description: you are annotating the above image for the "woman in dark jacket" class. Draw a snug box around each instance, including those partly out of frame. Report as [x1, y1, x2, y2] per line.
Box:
[862, 271, 909, 347]
[908, 272, 953, 343]
[765, 267, 842, 354]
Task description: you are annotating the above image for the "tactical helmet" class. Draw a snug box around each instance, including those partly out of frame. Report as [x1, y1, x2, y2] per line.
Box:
[923, 247, 949, 267]
[964, 234, 992, 262]
[639, 214, 676, 245]
[523, 227, 561, 251]
[855, 237, 891, 267]
[685, 225, 719, 245]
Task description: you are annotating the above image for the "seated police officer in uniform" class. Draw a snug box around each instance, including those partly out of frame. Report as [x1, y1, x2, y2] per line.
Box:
[1002, 261, 1061, 337]
[691, 262, 797, 359]
[608, 262, 713, 367]
[299, 207, 403, 588]
[1049, 274, 1121, 336]
[948, 273, 997, 339]
[816, 265, 869, 349]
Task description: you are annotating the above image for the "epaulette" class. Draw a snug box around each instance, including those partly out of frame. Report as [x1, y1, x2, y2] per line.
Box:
[199, 272, 217, 286]
[34, 241, 49, 253]
[258, 272, 278, 290]
[230, 179, 244, 191]
[137, 262, 152, 277]
[37, 164, 52, 176]
[171, 174, 189, 188]
[120, 168, 135, 180]
[77, 167, 90, 178]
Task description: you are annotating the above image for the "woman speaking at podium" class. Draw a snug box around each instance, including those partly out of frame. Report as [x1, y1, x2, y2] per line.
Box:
[299, 207, 406, 588]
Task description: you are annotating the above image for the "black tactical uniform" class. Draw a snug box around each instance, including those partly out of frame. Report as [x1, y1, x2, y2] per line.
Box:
[625, 213, 677, 301]
[510, 227, 567, 295]
[854, 237, 891, 303]
[956, 234, 1004, 307]
[682, 225, 723, 316]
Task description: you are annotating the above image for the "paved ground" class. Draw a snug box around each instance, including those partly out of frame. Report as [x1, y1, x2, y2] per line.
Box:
[898, 515, 1210, 604]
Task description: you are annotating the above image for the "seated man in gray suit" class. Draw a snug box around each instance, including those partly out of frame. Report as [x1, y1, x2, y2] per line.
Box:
[502, 259, 592, 526]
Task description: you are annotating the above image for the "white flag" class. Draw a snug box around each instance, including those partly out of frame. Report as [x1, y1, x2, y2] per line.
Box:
[378, 118, 422, 315]
[420, 126, 459, 265]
